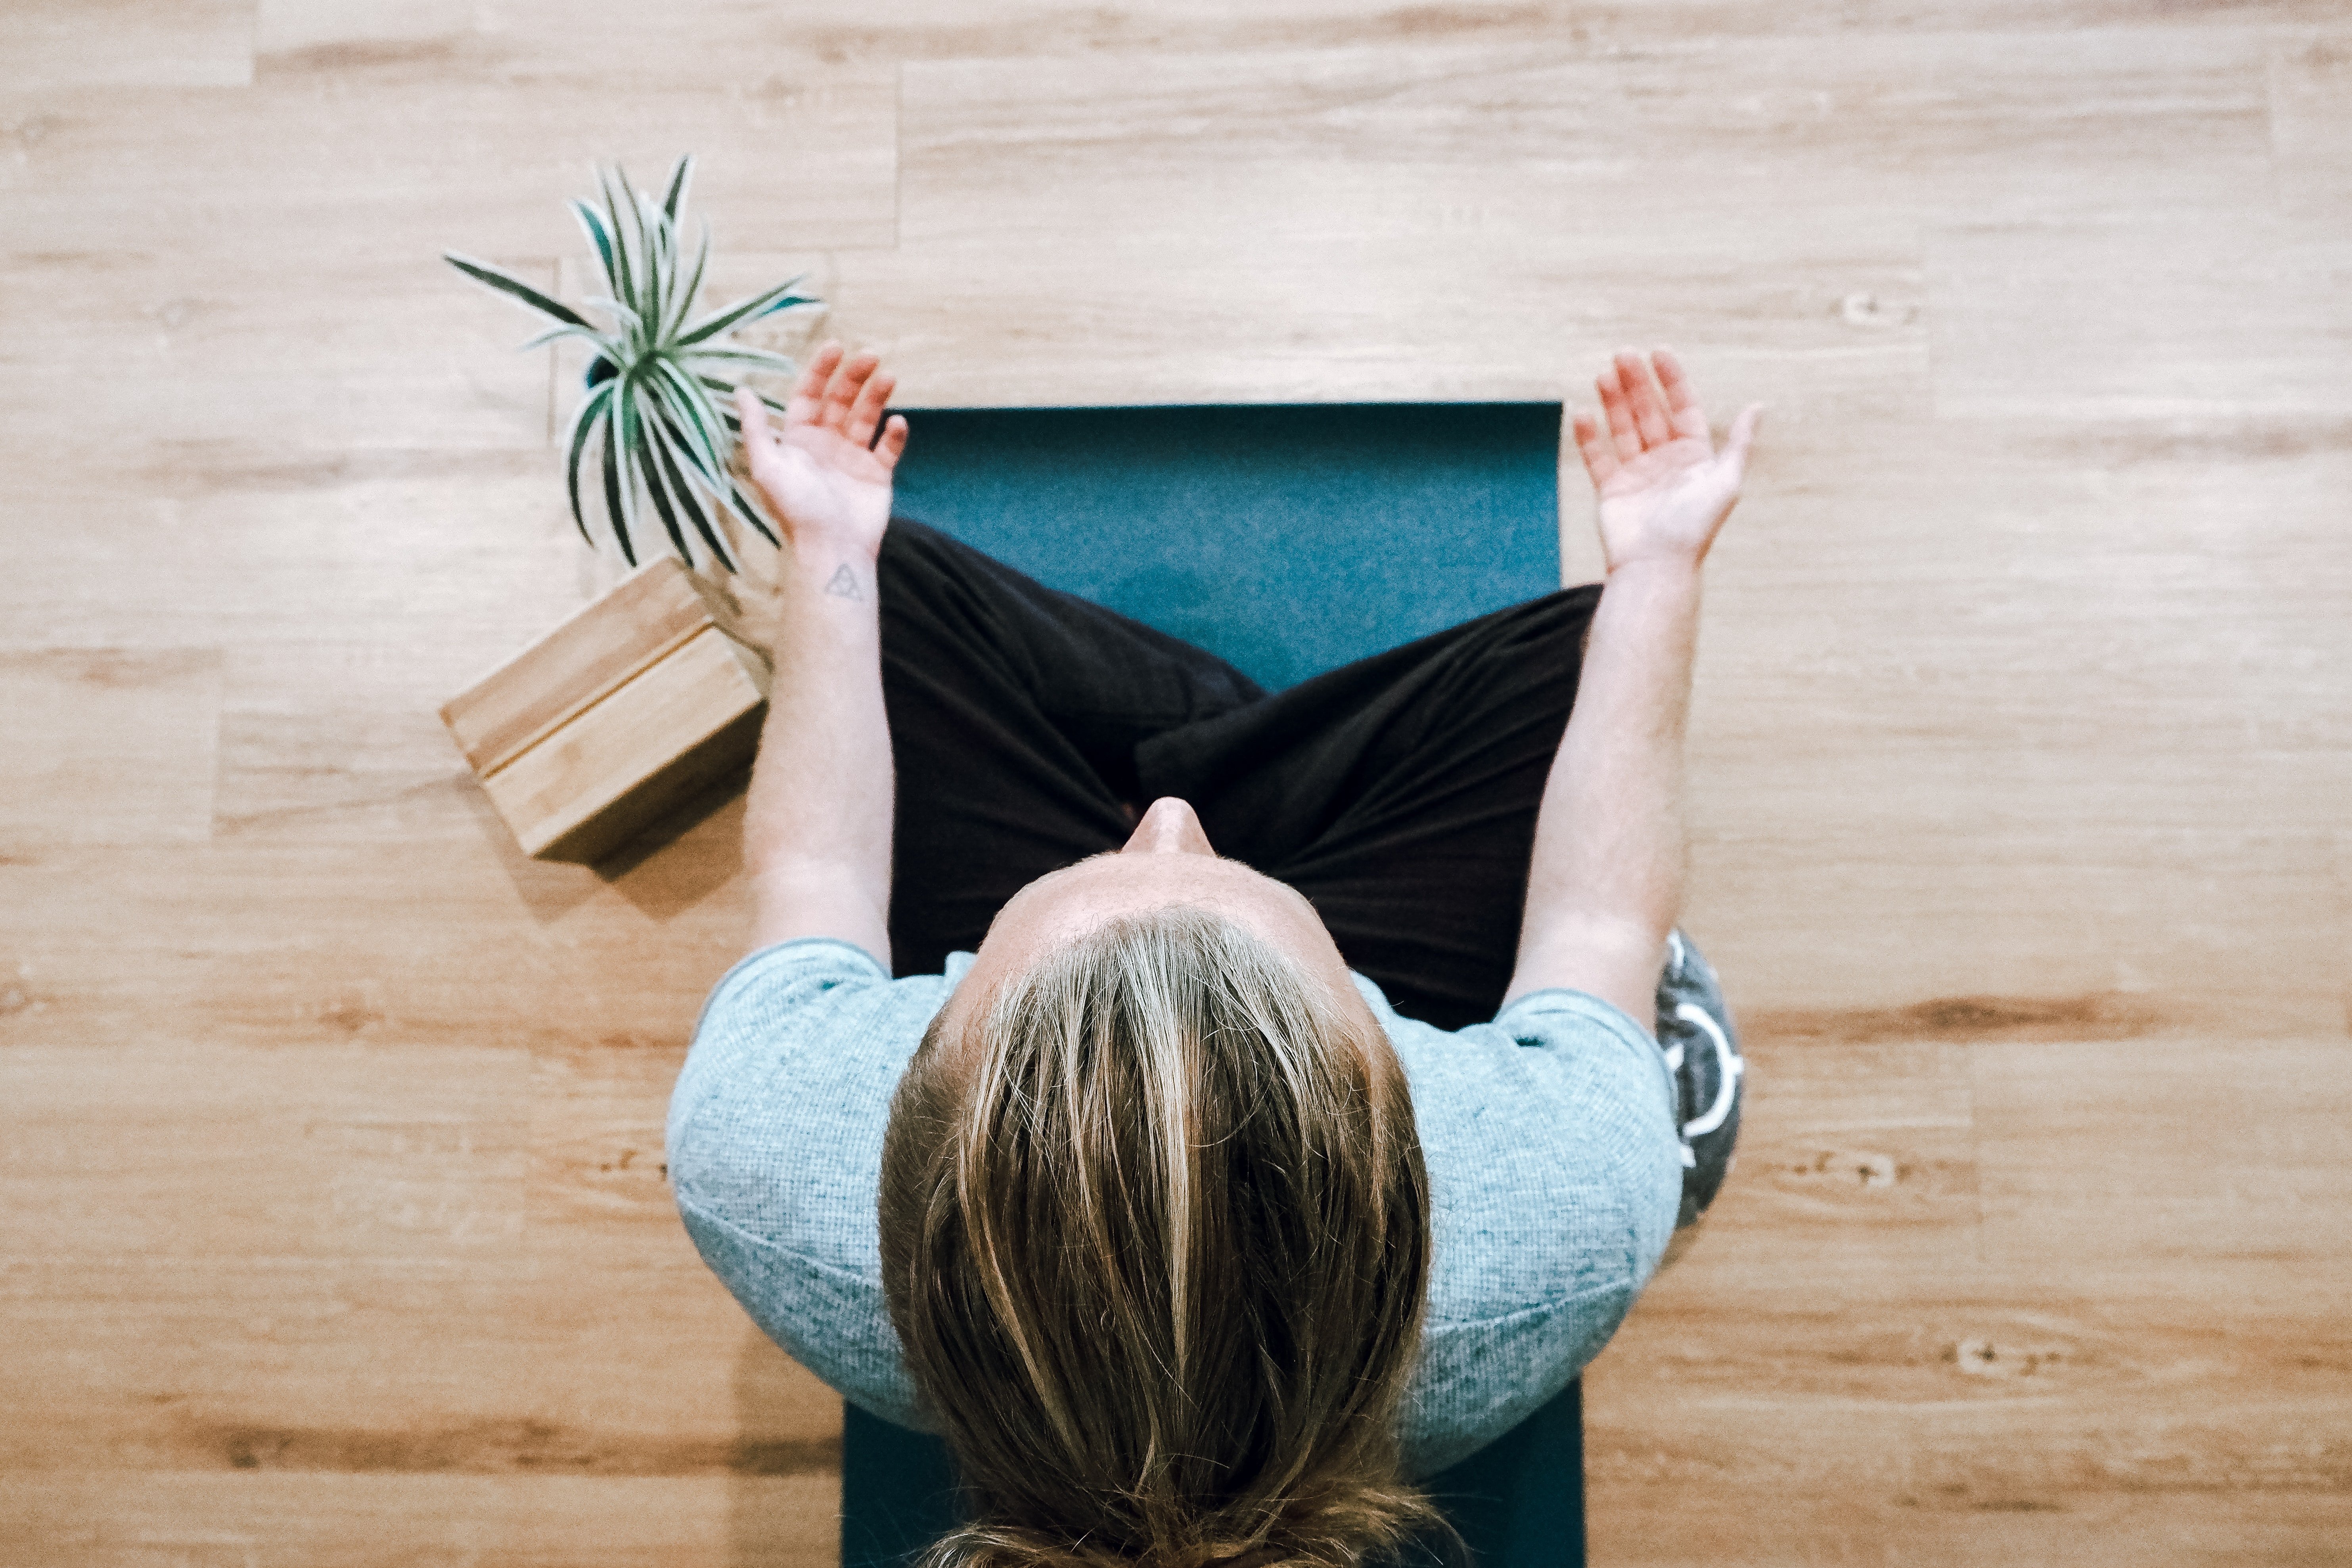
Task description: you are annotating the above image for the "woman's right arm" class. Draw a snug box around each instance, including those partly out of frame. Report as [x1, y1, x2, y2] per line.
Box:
[1501, 349, 1760, 1028]
[729, 344, 909, 971]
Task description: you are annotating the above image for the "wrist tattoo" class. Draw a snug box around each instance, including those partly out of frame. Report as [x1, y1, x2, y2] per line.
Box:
[823, 563, 864, 602]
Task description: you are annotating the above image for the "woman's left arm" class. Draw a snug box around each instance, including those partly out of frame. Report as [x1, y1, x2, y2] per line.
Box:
[728, 343, 909, 970]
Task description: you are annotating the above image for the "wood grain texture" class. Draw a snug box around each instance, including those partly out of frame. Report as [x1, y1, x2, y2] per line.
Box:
[2271, 31, 2352, 227]
[481, 625, 767, 860]
[4, 2, 2347, 1564]
[0, 1472, 840, 1568]
[0, 651, 224, 844]
[0, 0, 253, 90]
[443, 562, 723, 773]
[0, 73, 898, 260]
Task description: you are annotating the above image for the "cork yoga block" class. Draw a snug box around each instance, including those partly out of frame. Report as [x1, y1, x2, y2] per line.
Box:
[441, 559, 771, 863]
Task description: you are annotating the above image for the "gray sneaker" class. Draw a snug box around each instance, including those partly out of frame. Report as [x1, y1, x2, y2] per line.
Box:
[1656, 930, 1745, 1229]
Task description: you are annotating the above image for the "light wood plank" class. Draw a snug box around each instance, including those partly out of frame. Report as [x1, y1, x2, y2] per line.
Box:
[256, 0, 471, 61]
[1, 1040, 533, 1267]
[0, 70, 896, 260]
[0, 1255, 831, 1478]
[2271, 31, 2352, 226]
[214, 638, 505, 844]
[1975, 1030, 2352, 1268]
[0, 1472, 838, 1568]
[1659, 1030, 1981, 1282]
[0, 1028, 842, 1476]
[841, 29, 2285, 405]
[0, 252, 558, 456]
[0, 837, 755, 1055]
[284, 0, 2352, 75]
[1590, 1241, 2352, 1551]
[1686, 828, 2345, 1020]
[0, 0, 253, 91]
[0, 448, 604, 657]
[1680, 420, 2348, 1012]
[1929, 219, 2352, 417]
[1584, 1484, 2352, 1568]
[0, 650, 223, 846]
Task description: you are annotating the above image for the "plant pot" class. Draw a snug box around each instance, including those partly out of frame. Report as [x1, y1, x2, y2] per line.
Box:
[441, 558, 770, 863]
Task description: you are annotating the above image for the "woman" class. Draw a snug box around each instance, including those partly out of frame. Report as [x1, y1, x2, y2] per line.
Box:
[668, 343, 1760, 1568]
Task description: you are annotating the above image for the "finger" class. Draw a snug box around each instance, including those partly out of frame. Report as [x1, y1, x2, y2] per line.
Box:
[845, 369, 896, 449]
[787, 341, 844, 425]
[1571, 410, 1621, 488]
[1596, 366, 1643, 463]
[1616, 348, 1673, 448]
[819, 349, 882, 436]
[874, 414, 910, 472]
[1722, 403, 1764, 476]
[1651, 347, 1711, 442]
[733, 384, 775, 460]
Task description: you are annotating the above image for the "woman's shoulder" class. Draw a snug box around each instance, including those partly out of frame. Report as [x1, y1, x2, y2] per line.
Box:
[663, 940, 957, 1434]
[667, 938, 960, 1252]
[1369, 980, 1684, 1477]
[1362, 974, 1682, 1314]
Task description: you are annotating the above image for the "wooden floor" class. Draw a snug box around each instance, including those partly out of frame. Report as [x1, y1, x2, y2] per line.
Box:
[4, 3, 2348, 1564]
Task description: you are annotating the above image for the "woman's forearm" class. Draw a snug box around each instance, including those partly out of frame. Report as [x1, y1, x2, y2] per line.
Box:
[1502, 558, 1701, 1024]
[741, 538, 894, 968]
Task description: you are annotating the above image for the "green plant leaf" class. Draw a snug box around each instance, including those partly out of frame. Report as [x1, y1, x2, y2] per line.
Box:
[652, 416, 735, 571]
[614, 164, 667, 349]
[700, 375, 789, 419]
[612, 363, 640, 473]
[638, 200, 668, 347]
[598, 167, 640, 339]
[613, 363, 659, 563]
[583, 295, 647, 342]
[443, 253, 592, 327]
[676, 278, 813, 347]
[666, 221, 711, 344]
[660, 155, 694, 224]
[722, 478, 783, 547]
[448, 157, 835, 566]
[598, 416, 637, 567]
[678, 346, 797, 374]
[519, 322, 619, 355]
[646, 359, 729, 481]
[568, 200, 618, 294]
[633, 421, 695, 567]
[562, 382, 617, 546]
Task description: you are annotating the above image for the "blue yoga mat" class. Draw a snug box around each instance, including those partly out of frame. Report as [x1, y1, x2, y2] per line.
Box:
[889, 402, 1567, 691]
[845, 399, 1587, 1568]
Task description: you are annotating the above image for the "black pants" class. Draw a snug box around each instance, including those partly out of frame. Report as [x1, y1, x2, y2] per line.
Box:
[877, 518, 1600, 1033]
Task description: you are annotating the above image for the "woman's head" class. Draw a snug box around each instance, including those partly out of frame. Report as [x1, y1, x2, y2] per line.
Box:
[879, 805, 1446, 1568]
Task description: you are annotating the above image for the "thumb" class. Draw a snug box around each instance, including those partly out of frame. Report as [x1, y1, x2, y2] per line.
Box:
[733, 384, 773, 458]
[1721, 403, 1764, 477]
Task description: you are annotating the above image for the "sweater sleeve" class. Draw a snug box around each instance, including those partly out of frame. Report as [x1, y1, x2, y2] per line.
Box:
[665, 938, 948, 1433]
[1371, 977, 1685, 1478]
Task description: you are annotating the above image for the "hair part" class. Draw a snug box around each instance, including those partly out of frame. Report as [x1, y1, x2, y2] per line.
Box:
[879, 907, 1454, 1568]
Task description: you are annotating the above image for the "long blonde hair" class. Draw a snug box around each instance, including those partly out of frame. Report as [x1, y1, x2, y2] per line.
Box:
[879, 907, 1451, 1568]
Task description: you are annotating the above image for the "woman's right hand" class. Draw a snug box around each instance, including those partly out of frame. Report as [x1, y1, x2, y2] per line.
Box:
[1571, 348, 1762, 576]
[733, 340, 909, 565]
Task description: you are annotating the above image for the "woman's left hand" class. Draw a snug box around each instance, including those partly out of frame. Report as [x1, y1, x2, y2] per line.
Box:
[733, 341, 909, 563]
[1571, 348, 1760, 577]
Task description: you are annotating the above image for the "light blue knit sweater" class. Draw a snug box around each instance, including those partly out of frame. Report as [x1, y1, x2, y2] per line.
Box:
[667, 938, 1681, 1478]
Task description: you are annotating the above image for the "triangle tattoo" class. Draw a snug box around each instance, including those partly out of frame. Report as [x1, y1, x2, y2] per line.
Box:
[824, 563, 864, 601]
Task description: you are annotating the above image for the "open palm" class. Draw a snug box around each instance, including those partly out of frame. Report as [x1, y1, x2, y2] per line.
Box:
[1572, 349, 1762, 574]
[733, 341, 909, 560]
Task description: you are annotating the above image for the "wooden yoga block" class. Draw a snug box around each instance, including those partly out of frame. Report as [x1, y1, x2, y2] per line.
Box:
[442, 559, 771, 863]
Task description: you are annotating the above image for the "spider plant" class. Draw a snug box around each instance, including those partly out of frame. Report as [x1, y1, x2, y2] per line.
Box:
[444, 156, 816, 571]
